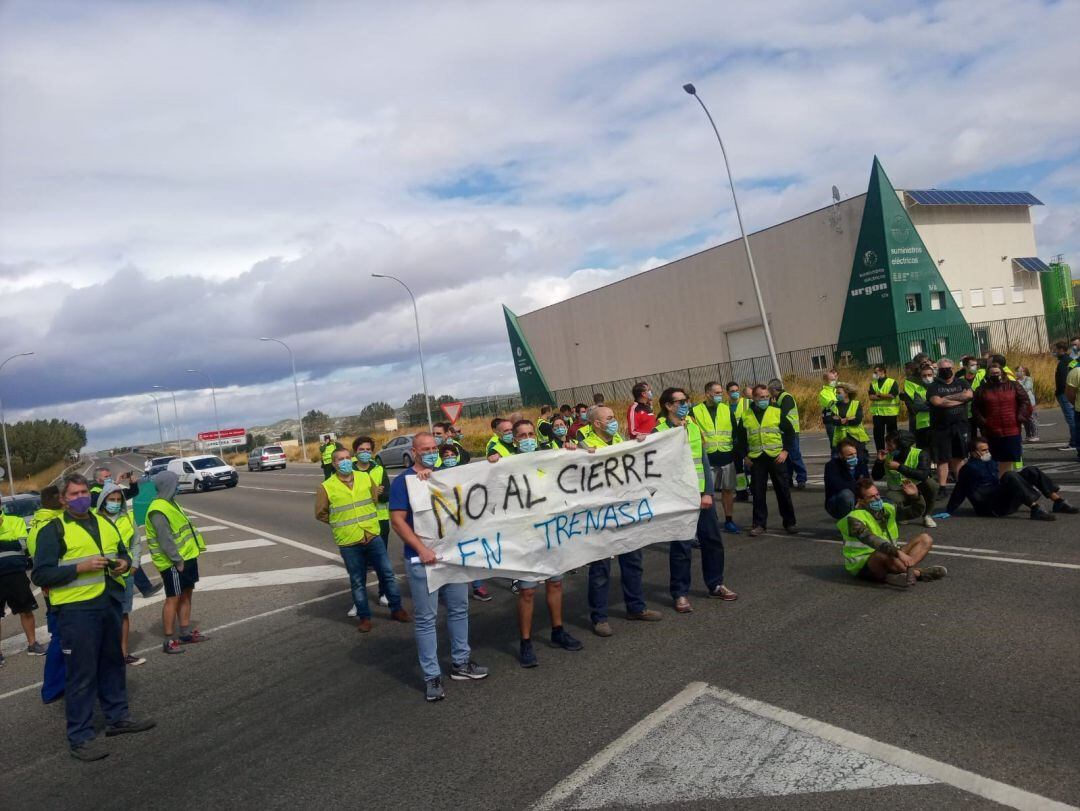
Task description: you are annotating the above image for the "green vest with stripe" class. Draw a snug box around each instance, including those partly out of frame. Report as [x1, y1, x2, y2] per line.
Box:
[108, 511, 137, 583]
[886, 446, 922, 490]
[819, 384, 838, 413]
[355, 463, 389, 521]
[321, 473, 380, 546]
[838, 504, 898, 575]
[655, 418, 705, 493]
[903, 380, 931, 430]
[0, 514, 30, 571]
[486, 435, 513, 458]
[47, 512, 126, 606]
[832, 400, 870, 446]
[733, 397, 749, 422]
[27, 508, 63, 558]
[690, 402, 733, 454]
[145, 498, 206, 572]
[870, 377, 900, 416]
[321, 442, 337, 465]
[743, 407, 783, 459]
[776, 390, 800, 433]
[580, 429, 622, 448]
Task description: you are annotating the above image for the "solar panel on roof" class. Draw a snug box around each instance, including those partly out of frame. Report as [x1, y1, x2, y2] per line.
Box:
[905, 190, 1043, 206]
[1012, 257, 1051, 273]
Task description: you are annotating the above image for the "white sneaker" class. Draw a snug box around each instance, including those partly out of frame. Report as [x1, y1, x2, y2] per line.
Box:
[922, 515, 937, 528]
[346, 605, 357, 618]
[378, 594, 389, 607]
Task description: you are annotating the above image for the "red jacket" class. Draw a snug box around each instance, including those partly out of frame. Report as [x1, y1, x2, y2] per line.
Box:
[627, 402, 657, 437]
[974, 381, 1030, 438]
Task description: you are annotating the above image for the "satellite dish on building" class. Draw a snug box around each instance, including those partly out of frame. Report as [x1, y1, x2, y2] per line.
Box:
[827, 185, 843, 233]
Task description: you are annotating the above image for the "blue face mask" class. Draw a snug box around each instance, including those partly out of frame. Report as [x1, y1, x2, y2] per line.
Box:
[104, 500, 122, 515]
[356, 451, 372, 464]
[553, 425, 567, 437]
[756, 399, 770, 409]
[676, 403, 690, 418]
[435, 436, 445, 446]
[420, 452, 440, 468]
[845, 456, 859, 468]
[442, 456, 459, 468]
[605, 419, 619, 435]
[518, 438, 538, 453]
[712, 394, 724, 404]
[729, 391, 740, 401]
[868, 497, 884, 511]
[336, 459, 354, 475]
[501, 432, 514, 444]
[103, 477, 114, 487]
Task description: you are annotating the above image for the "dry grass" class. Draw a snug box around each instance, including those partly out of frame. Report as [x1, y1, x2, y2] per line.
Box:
[10, 459, 73, 494]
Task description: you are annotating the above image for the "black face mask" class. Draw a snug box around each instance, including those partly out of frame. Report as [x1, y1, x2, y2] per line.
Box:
[938, 369, 954, 380]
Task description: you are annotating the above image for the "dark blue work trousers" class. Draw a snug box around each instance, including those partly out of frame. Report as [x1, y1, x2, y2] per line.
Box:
[57, 602, 129, 746]
[670, 505, 726, 598]
[588, 551, 646, 624]
[42, 610, 66, 704]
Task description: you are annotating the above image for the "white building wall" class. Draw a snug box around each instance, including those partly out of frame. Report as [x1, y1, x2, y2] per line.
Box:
[901, 199, 1045, 322]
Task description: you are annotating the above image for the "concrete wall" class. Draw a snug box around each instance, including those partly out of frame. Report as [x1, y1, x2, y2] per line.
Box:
[518, 196, 866, 391]
[903, 200, 1045, 321]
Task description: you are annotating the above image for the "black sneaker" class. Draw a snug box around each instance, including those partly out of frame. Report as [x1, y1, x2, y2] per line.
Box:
[1052, 500, 1079, 514]
[450, 660, 490, 681]
[550, 628, 583, 651]
[425, 677, 445, 702]
[519, 639, 538, 668]
[1030, 507, 1056, 522]
[70, 739, 109, 761]
[105, 717, 157, 737]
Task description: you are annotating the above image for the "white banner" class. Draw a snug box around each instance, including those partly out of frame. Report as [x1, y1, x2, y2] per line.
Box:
[405, 429, 700, 592]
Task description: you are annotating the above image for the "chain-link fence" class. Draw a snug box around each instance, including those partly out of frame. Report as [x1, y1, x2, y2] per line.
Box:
[552, 312, 1079, 405]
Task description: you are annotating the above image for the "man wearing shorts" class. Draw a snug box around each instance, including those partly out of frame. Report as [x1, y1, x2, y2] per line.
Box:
[1, 507, 46, 666]
[145, 471, 208, 655]
[925, 358, 973, 491]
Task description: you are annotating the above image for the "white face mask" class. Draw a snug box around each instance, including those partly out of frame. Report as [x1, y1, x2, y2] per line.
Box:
[978, 451, 992, 462]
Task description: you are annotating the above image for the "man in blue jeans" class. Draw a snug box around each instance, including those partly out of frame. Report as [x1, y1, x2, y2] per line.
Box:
[316, 448, 409, 632]
[390, 433, 489, 702]
[1053, 340, 1078, 450]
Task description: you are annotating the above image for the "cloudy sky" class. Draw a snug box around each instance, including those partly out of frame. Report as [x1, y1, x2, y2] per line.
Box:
[2, 0, 1078, 448]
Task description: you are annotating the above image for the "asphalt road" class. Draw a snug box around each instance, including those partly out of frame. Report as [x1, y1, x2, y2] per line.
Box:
[2, 424, 1078, 810]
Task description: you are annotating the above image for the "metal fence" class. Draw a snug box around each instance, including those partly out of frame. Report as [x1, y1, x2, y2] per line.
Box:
[551, 312, 1080, 405]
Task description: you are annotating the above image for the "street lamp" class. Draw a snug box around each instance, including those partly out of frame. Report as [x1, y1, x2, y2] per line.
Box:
[372, 273, 433, 433]
[0, 351, 34, 496]
[682, 83, 783, 381]
[153, 385, 184, 457]
[145, 393, 166, 452]
[186, 368, 221, 444]
[259, 337, 306, 461]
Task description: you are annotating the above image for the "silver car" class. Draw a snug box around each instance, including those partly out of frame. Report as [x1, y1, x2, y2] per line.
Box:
[248, 445, 287, 471]
[1, 493, 41, 530]
[376, 434, 416, 468]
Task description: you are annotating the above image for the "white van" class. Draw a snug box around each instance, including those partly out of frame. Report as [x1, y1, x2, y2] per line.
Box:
[167, 455, 239, 493]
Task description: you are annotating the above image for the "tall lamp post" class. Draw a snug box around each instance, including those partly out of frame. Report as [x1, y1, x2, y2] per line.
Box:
[153, 385, 184, 457]
[259, 337, 306, 460]
[186, 368, 221, 444]
[145, 393, 166, 453]
[682, 83, 783, 381]
[372, 273, 433, 433]
[0, 351, 34, 496]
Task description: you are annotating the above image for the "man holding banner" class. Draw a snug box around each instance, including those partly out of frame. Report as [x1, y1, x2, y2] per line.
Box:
[390, 433, 490, 702]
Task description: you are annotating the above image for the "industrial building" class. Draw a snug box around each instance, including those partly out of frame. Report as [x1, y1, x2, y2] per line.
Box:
[505, 157, 1069, 403]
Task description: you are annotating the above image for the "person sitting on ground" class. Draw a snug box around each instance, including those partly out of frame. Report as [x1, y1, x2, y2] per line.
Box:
[837, 478, 946, 587]
[938, 438, 1078, 521]
[872, 430, 939, 528]
[823, 439, 870, 520]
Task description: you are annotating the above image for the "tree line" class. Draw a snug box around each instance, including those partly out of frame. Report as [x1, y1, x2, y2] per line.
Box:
[2, 419, 87, 478]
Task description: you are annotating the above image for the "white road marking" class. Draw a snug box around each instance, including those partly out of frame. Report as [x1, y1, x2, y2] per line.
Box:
[0, 585, 354, 702]
[196, 525, 228, 532]
[533, 682, 1077, 811]
[193, 564, 346, 591]
[237, 484, 315, 494]
[183, 507, 344, 562]
[760, 531, 1080, 571]
[203, 538, 277, 552]
[242, 472, 322, 479]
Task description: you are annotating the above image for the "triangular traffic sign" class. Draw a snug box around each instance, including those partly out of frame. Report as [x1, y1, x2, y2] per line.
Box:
[440, 401, 463, 424]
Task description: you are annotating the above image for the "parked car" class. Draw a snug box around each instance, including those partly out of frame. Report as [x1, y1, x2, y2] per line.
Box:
[1, 493, 42, 530]
[248, 445, 287, 472]
[144, 455, 177, 477]
[167, 455, 238, 493]
[376, 434, 417, 468]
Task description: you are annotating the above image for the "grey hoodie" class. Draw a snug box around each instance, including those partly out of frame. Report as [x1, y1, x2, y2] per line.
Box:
[96, 481, 146, 567]
[148, 470, 183, 565]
